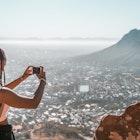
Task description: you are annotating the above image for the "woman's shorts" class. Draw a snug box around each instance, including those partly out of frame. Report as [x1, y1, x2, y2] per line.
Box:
[0, 125, 15, 140]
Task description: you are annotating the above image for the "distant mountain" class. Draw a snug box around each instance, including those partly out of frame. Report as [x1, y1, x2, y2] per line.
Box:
[74, 29, 140, 67]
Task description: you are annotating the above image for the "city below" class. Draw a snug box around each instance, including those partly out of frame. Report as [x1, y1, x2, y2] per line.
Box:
[1, 29, 140, 139]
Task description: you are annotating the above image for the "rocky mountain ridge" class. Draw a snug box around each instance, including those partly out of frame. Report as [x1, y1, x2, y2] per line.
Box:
[75, 29, 140, 67]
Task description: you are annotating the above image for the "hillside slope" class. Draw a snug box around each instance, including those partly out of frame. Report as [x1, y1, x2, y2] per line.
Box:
[75, 29, 140, 67]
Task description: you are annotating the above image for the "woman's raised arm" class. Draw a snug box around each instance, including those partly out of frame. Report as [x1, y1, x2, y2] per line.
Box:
[0, 79, 46, 109]
[5, 66, 33, 89]
[0, 67, 46, 109]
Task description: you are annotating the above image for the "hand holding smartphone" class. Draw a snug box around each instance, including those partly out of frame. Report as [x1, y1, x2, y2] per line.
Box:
[28, 66, 42, 74]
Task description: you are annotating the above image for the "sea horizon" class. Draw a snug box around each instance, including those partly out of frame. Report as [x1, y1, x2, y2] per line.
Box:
[0, 39, 118, 55]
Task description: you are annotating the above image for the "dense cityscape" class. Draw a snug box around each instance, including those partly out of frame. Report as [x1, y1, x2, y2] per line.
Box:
[1, 44, 140, 140]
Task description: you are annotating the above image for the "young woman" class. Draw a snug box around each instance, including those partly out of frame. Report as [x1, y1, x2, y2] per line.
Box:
[0, 48, 46, 140]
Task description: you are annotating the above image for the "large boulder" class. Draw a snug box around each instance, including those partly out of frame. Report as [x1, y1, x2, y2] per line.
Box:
[94, 102, 140, 140]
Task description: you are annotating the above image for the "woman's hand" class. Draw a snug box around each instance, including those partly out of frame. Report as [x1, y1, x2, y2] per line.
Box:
[22, 66, 33, 79]
[36, 66, 46, 84]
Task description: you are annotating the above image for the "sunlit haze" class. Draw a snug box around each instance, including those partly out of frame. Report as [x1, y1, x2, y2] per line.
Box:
[0, 39, 117, 55]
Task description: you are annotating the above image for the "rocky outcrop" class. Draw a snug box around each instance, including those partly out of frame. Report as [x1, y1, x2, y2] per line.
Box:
[94, 102, 140, 140]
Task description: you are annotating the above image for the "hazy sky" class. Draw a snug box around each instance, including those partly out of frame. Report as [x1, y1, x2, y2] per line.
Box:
[0, 0, 140, 39]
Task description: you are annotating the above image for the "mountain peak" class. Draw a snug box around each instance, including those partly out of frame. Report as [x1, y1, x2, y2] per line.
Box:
[74, 28, 140, 67]
[128, 28, 140, 34]
[118, 28, 140, 44]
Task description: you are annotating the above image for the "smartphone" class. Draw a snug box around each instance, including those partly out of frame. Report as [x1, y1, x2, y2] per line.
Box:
[33, 67, 40, 74]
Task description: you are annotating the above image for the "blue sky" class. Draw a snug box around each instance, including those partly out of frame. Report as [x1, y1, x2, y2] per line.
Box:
[0, 0, 140, 39]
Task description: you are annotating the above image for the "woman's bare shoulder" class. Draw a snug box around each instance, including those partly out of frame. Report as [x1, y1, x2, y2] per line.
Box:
[0, 87, 16, 101]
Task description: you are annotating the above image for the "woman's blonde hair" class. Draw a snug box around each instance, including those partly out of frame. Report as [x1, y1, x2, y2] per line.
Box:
[0, 48, 6, 61]
[0, 48, 6, 86]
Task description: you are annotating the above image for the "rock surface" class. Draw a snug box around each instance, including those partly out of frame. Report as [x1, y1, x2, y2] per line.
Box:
[94, 102, 140, 140]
